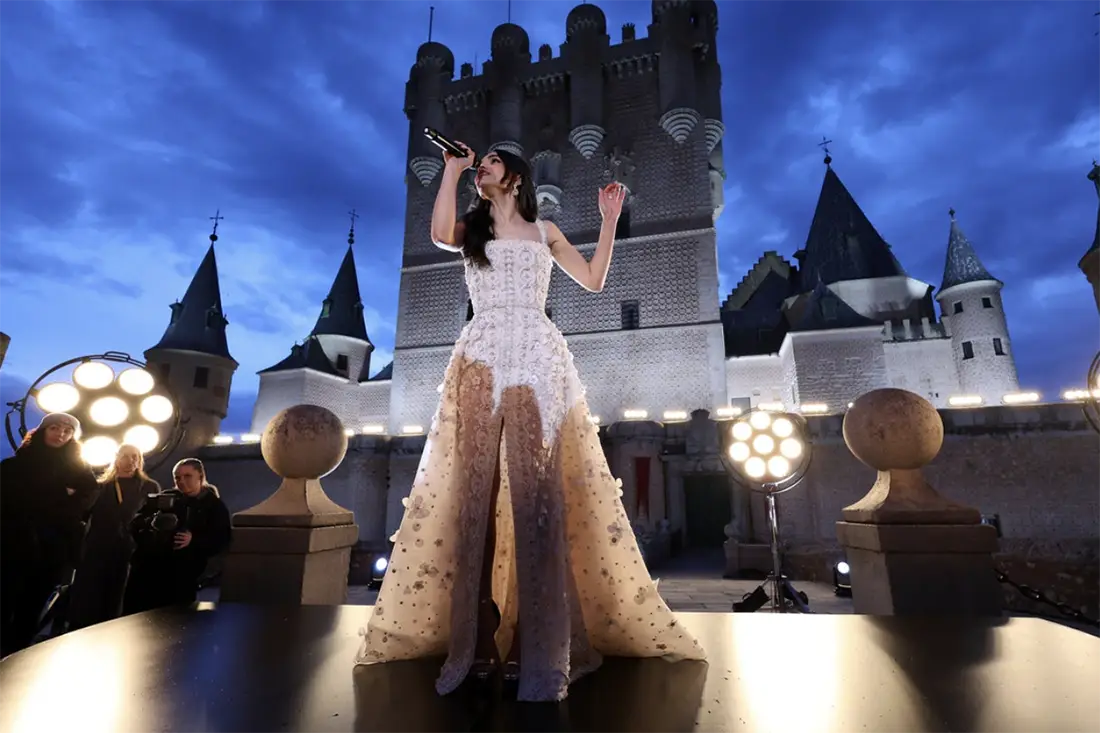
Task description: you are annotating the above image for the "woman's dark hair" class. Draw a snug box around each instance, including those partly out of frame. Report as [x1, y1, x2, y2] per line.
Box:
[461, 149, 538, 269]
[18, 426, 85, 469]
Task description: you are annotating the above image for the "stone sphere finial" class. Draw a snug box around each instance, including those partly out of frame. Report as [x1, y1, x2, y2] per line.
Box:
[841, 388, 978, 525]
[261, 404, 348, 480]
[843, 388, 943, 471]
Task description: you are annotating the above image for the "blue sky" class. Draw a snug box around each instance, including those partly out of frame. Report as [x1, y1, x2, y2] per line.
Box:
[1, 0, 1097, 441]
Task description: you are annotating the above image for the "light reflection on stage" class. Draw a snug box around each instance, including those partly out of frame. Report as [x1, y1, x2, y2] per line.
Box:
[0, 604, 1097, 732]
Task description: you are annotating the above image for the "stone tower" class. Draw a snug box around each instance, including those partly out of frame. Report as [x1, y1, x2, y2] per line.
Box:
[936, 210, 1019, 403]
[1079, 162, 1099, 313]
[251, 221, 375, 434]
[144, 226, 238, 452]
[389, 0, 728, 431]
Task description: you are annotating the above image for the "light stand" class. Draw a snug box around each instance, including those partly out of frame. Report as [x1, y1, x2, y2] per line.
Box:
[722, 408, 814, 614]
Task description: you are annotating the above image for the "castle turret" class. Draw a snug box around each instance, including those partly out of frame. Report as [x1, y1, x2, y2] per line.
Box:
[1079, 162, 1099, 312]
[406, 40, 455, 187]
[691, 0, 725, 220]
[650, 0, 701, 144]
[251, 217, 374, 434]
[935, 209, 1019, 403]
[486, 23, 530, 157]
[563, 3, 609, 160]
[144, 217, 238, 451]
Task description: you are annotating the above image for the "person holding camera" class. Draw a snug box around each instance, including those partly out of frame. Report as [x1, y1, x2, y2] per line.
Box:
[0, 413, 99, 657]
[67, 444, 161, 630]
[122, 457, 231, 615]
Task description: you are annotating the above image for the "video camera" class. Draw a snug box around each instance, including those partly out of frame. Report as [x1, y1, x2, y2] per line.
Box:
[136, 493, 191, 552]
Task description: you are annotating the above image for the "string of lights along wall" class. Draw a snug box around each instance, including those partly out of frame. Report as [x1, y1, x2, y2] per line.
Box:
[7, 351, 182, 469]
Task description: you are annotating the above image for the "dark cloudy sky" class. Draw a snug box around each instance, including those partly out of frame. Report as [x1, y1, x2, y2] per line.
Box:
[1, 0, 1097, 439]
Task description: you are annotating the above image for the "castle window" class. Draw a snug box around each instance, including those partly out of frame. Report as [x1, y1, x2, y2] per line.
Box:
[466, 300, 474, 321]
[205, 308, 225, 329]
[953, 301, 963, 314]
[962, 341, 974, 360]
[321, 299, 332, 318]
[169, 302, 183, 325]
[993, 337, 1005, 356]
[982, 296, 993, 309]
[621, 300, 640, 330]
[194, 366, 210, 389]
[336, 354, 349, 373]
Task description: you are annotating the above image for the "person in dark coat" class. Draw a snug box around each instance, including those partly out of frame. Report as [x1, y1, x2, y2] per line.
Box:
[67, 443, 161, 630]
[0, 413, 99, 657]
[123, 457, 231, 615]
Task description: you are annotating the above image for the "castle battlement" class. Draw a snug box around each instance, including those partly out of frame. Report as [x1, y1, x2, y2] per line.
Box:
[882, 316, 949, 342]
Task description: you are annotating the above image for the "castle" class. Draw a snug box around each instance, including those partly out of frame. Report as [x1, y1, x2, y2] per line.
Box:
[132, 3, 1098, 616]
[138, 1, 1055, 451]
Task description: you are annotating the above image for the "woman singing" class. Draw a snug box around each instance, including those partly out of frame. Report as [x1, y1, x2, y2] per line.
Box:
[356, 144, 704, 702]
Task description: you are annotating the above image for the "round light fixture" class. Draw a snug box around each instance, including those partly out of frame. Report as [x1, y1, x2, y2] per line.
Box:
[73, 361, 114, 390]
[82, 435, 120, 467]
[118, 367, 155, 396]
[89, 396, 129, 427]
[723, 409, 812, 493]
[123, 424, 160, 453]
[139, 395, 174, 424]
[35, 382, 80, 414]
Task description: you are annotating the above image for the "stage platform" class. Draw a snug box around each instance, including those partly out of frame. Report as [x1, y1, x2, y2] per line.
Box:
[1, 603, 1097, 732]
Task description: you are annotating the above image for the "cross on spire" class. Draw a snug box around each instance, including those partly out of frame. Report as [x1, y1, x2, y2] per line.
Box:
[818, 136, 834, 166]
[209, 209, 224, 243]
[949, 207, 956, 220]
[348, 208, 359, 246]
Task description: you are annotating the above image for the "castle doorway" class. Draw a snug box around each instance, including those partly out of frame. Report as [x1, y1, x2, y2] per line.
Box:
[682, 474, 732, 549]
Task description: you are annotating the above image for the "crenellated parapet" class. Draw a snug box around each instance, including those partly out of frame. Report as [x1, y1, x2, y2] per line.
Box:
[882, 317, 949, 342]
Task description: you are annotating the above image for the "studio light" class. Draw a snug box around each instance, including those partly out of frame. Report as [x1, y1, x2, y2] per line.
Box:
[833, 561, 852, 598]
[5, 351, 183, 472]
[723, 408, 814, 613]
[368, 554, 389, 590]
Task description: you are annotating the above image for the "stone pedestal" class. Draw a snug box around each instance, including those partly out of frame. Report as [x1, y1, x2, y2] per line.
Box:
[220, 404, 359, 606]
[836, 521, 1002, 615]
[836, 389, 1002, 616]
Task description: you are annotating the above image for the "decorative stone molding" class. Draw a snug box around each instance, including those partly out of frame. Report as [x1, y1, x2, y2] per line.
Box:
[488, 140, 523, 157]
[409, 156, 443, 187]
[568, 124, 605, 159]
[703, 118, 725, 153]
[536, 184, 563, 219]
[659, 107, 701, 144]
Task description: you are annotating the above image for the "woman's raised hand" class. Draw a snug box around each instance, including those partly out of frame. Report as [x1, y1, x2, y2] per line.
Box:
[599, 182, 626, 222]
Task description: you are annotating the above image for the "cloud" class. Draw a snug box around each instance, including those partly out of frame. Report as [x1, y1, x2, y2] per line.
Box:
[0, 0, 1097, 424]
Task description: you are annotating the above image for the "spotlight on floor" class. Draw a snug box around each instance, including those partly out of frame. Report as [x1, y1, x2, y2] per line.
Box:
[833, 560, 852, 597]
[368, 555, 389, 590]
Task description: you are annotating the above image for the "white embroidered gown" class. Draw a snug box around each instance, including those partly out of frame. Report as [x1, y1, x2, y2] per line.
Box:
[355, 220, 705, 702]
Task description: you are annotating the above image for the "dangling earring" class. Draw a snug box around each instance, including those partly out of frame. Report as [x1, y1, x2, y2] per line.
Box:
[512, 185, 519, 198]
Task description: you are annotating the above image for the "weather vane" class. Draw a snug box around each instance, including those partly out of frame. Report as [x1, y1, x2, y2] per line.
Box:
[818, 136, 833, 165]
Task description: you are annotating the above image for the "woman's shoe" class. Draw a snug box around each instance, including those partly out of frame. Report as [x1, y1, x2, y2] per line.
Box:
[468, 598, 502, 689]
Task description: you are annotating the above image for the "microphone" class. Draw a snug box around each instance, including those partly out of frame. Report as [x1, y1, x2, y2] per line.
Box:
[423, 127, 479, 168]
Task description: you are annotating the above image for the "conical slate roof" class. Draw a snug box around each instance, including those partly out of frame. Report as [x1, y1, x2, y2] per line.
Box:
[939, 211, 999, 292]
[258, 336, 340, 377]
[796, 165, 905, 289]
[150, 244, 235, 363]
[311, 246, 370, 343]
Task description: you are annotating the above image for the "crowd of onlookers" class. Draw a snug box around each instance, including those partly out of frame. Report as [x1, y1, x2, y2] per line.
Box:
[0, 412, 233, 658]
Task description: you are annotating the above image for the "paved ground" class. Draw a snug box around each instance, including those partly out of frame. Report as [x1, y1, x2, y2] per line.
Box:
[201, 550, 854, 614]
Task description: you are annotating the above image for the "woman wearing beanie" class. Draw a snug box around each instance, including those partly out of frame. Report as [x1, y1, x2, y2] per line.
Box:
[67, 444, 161, 630]
[0, 412, 100, 657]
